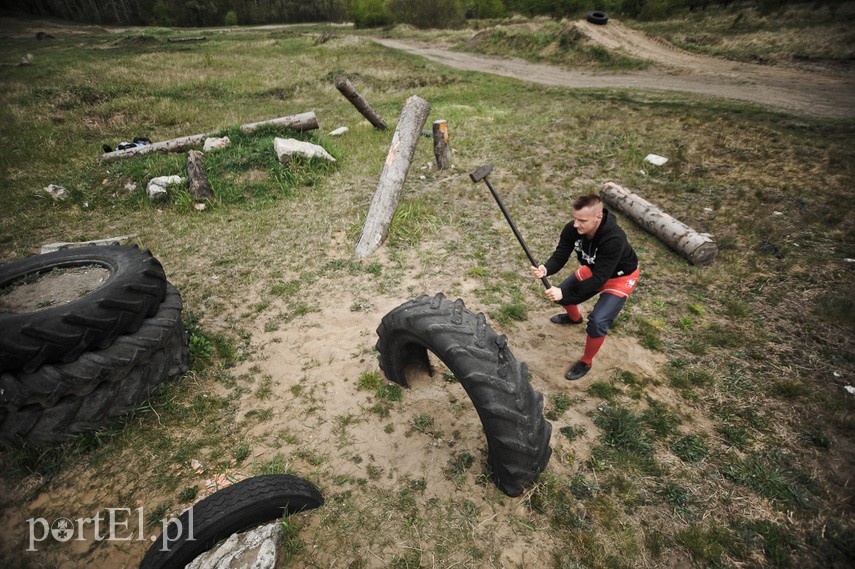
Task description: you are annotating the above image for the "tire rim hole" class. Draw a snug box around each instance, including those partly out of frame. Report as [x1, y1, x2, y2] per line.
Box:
[0, 265, 110, 313]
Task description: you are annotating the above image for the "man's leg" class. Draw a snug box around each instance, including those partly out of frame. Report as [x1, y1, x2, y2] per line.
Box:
[550, 272, 595, 325]
[566, 292, 627, 380]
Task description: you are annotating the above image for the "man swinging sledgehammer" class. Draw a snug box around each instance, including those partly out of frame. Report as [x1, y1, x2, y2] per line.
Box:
[530, 194, 640, 381]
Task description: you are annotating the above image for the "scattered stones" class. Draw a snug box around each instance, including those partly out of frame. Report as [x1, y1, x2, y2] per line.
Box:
[203, 136, 230, 152]
[44, 184, 68, 200]
[274, 137, 335, 164]
[328, 126, 348, 136]
[146, 175, 184, 201]
[186, 522, 281, 569]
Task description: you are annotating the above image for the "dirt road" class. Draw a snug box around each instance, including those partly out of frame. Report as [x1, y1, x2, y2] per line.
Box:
[374, 20, 855, 119]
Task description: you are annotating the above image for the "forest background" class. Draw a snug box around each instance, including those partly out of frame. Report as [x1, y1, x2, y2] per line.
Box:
[2, 0, 826, 29]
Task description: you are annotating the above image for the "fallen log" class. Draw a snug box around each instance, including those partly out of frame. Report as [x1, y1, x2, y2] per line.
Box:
[187, 150, 214, 200]
[335, 75, 387, 130]
[355, 95, 431, 258]
[600, 182, 717, 266]
[167, 36, 207, 43]
[98, 112, 319, 163]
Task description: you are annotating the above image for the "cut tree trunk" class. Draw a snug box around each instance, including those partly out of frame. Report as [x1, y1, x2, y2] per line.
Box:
[167, 36, 207, 43]
[600, 182, 717, 266]
[187, 150, 214, 200]
[335, 75, 387, 130]
[99, 112, 319, 163]
[355, 95, 431, 259]
[432, 120, 452, 170]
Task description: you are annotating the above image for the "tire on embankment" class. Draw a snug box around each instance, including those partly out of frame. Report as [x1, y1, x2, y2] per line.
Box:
[0, 244, 167, 373]
[375, 293, 552, 497]
[0, 284, 187, 447]
[139, 474, 324, 569]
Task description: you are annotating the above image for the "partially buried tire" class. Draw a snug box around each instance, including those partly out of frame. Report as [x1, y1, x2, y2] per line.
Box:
[139, 474, 324, 569]
[587, 10, 609, 25]
[0, 244, 167, 373]
[375, 293, 552, 497]
[0, 283, 187, 447]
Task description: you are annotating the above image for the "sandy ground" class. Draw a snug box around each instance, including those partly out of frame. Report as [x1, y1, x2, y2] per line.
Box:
[374, 19, 855, 119]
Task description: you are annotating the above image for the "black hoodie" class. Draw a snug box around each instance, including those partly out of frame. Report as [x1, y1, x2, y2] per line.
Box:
[543, 209, 638, 298]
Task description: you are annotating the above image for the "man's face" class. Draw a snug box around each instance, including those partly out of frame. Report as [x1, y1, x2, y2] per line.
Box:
[573, 205, 603, 238]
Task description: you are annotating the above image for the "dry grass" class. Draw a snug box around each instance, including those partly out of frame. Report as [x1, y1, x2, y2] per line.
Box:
[0, 8, 853, 569]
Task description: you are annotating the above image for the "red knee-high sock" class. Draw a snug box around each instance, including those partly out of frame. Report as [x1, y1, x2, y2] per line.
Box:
[580, 335, 605, 366]
[564, 304, 582, 322]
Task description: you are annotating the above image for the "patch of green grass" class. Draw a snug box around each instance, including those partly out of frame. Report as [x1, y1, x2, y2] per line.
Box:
[641, 398, 682, 439]
[671, 434, 709, 463]
[546, 392, 573, 420]
[559, 424, 586, 442]
[721, 450, 817, 512]
[588, 381, 621, 401]
[676, 523, 741, 566]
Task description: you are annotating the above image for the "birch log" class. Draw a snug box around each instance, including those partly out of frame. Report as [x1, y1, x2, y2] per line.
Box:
[335, 75, 387, 130]
[600, 182, 717, 266]
[99, 112, 319, 163]
[432, 120, 452, 170]
[355, 95, 431, 258]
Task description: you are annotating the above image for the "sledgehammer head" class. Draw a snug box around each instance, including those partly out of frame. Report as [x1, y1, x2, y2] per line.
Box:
[469, 163, 494, 183]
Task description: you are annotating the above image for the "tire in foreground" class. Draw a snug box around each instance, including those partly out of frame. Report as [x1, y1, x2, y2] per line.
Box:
[375, 293, 552, 497]
[139, 474, 324, 569]
[0, 244, 167, 373]
[0, 284, 187, 447]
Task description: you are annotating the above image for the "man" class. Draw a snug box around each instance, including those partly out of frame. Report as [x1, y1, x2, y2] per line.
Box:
[530, 194, 639, 380]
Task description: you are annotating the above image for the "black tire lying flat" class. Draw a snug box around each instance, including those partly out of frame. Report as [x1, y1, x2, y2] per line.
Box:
[0, 284, 187, 447]
[375, 293, 552, 497]
[139, 474, 324, 569]
[0, 283, 185, 408]
[0, 244, 167, 373]
[587, 10, 609, 25]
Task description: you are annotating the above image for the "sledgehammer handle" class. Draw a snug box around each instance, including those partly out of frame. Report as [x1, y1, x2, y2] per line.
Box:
[471, 166, 551, 290]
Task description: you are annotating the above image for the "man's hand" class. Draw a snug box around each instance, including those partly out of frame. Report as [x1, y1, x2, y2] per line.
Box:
[545, 286, 563, 302]
[530, 265, 547, 279]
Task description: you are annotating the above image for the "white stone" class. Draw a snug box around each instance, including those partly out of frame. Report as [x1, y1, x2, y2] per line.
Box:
[328, 126, 348, 136]
[274, 137, 335, 164]
[147, 175, 184, 201]
[845, 385, 855, 395]
[44, 184, 68, 200]
[186, 522, 281, 569]
[204, 136, 231, 152]
[643, 154, 668, 166]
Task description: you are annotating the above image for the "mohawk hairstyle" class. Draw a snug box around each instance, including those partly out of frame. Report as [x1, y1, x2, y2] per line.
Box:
[572, 194, 602, 211]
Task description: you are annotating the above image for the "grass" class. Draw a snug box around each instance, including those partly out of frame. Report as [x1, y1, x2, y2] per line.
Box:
[0, 7, 854, 569]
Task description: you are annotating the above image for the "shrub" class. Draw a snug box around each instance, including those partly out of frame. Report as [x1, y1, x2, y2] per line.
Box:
[350, 0, 393, 28]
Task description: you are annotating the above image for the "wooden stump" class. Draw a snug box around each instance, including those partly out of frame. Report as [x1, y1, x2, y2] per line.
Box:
[600, 182, 717, 266]
[335, 75, 387, 130]
[187, 150, 214, 201]
[432, 120, 452, 170]
[355, 95, 431, 258]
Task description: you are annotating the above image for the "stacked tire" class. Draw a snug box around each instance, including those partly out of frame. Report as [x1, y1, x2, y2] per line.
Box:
[0, 245, 188, 447]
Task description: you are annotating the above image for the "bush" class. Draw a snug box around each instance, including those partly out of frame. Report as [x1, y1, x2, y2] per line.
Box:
[463, 0, 508, 18]
[224, 10, 238, 25]
[389, 0, 466, 29]
[350, 0, 393, 28]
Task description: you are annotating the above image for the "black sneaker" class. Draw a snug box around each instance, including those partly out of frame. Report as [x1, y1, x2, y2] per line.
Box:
[550, 313, 583, 325]
[565, 361, 590, 381]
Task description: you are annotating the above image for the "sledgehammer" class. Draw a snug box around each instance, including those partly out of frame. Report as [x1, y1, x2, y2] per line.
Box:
[469, 163, 551, 289]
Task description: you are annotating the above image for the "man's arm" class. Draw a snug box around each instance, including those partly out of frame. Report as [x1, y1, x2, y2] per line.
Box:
[561, 236, 624, 298]
[543, 223, 575, 276]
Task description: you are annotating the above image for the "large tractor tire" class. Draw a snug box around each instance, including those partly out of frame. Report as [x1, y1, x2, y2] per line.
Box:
[0, 244, 167, 373]
[375, 293, 552, 497]
[139, 474, 324, 569]
[0, 284, 187, 447]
